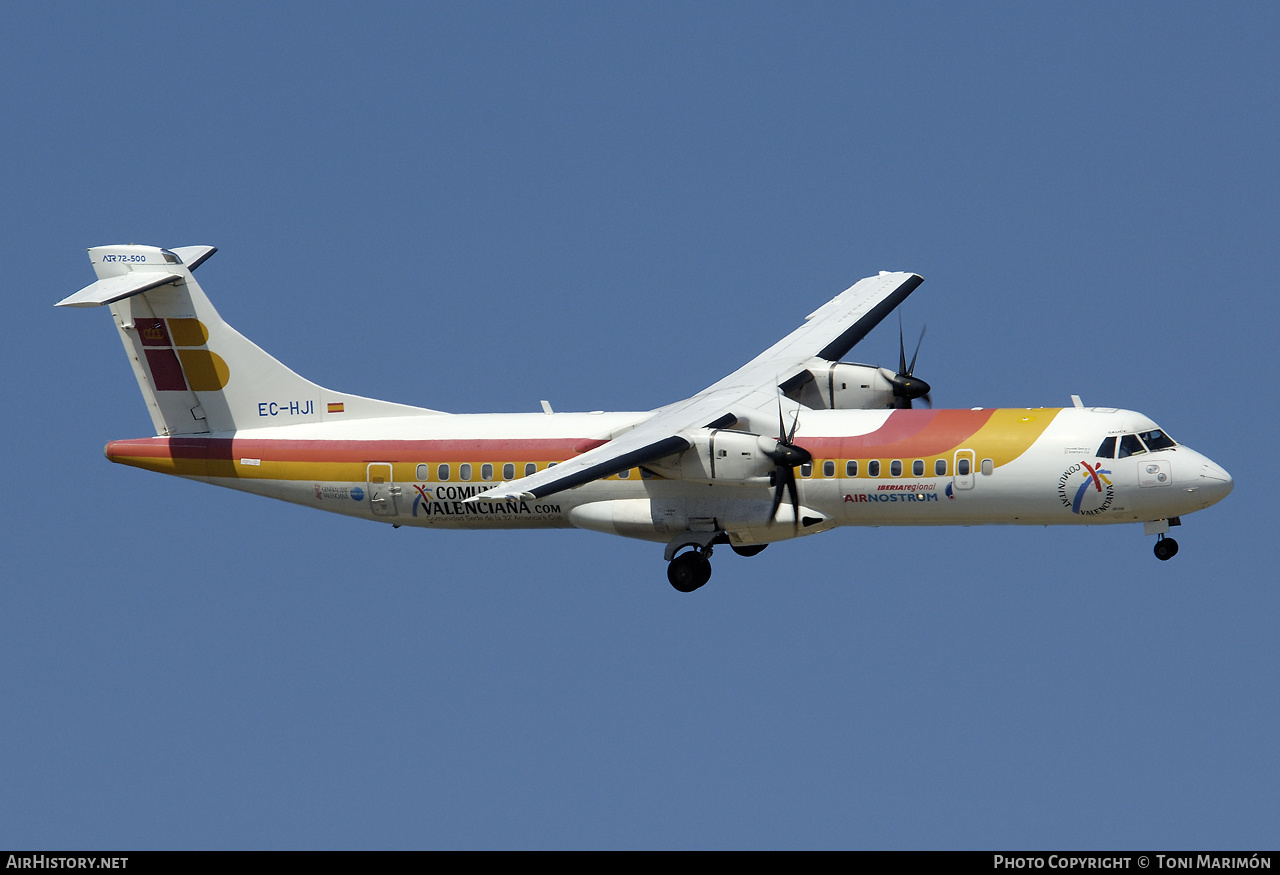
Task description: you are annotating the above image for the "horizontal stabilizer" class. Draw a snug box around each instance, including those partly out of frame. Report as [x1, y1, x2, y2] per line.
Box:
[56, 271, 182, 308]
[169, 246, 217, 270]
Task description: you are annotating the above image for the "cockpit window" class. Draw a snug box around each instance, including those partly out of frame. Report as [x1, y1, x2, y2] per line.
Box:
[1096, 436, 1117, 458]
[1138, 429, 1176, 451]
[1117, 434, 1148, 458]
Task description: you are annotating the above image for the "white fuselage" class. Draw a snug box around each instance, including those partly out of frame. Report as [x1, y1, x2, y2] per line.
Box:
[105, 405, 1233, 548]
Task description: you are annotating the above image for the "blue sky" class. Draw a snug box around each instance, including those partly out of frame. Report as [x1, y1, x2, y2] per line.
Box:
[2, 3, 1276, 849]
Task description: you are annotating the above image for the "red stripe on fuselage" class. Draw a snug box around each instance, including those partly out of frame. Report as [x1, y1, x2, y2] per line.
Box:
[106, 436, 602, 464]
[106, 409, 1000, 468]
[801, 408, 996, 458]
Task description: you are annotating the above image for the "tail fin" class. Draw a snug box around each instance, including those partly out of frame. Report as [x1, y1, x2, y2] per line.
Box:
[58, 245, 440, 435]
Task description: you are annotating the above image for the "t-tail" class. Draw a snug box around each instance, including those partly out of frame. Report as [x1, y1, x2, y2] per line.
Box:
[58, 245, 438, 435]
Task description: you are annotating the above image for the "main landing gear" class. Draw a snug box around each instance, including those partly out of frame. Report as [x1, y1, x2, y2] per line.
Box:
[1154, 535, 1179, 561]
[668, 550, 713, 592]
[665, 537, 769, 592]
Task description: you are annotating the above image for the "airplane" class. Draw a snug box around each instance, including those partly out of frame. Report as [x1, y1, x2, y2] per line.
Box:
[59, 244, 1234, 592]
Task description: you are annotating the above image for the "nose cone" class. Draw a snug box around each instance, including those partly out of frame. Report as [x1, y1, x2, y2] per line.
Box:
[1198, 459, 1234, 506]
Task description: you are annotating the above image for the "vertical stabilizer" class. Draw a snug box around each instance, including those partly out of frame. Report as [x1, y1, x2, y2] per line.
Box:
[59, 245, 439, 435]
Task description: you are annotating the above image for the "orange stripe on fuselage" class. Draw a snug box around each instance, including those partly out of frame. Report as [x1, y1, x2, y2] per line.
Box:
[105, 436, 598, 481]
[105, 409, 1064, 482]
[802, 408, 995, 459]
[802, 408, 1060, 466]
[961, 408, 1060, 466]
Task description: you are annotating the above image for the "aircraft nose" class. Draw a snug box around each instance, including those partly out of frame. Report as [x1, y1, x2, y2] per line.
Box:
[1197, 459, 1233, 504]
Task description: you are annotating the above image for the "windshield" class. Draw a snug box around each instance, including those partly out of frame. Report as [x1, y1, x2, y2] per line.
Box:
[1096, 429, 1179, 459]
[1117, 434, 1147, 458]
[1138, 429, 1177, 451]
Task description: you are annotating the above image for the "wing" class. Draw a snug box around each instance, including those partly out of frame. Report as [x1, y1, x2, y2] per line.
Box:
[471, 271, 923, 501]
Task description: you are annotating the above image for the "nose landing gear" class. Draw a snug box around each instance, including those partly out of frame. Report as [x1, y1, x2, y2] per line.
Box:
[1145, 517, 1182, 561]
[1154, 535, 1179, 561]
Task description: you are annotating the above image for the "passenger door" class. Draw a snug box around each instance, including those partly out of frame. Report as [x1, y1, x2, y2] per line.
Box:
[366, 463, 401, 516]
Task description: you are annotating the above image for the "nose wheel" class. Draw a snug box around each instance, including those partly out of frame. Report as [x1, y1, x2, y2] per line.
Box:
[668, 550, 713, 592]
[1154, 535, 1179, 561]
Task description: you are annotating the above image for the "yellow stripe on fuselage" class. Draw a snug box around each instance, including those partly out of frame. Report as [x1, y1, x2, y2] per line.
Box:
[107, 408, 1063, 485]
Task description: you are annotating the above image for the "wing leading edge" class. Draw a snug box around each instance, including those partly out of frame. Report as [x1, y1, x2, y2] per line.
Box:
[470, 271, 924, 502]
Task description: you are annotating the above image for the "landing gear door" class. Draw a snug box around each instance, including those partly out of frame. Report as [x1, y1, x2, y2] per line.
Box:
[954, 449, 975, 491]
[367, 463, 400, 516]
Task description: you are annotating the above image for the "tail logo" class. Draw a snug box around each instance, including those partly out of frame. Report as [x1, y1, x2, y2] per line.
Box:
[138, 318, 229, 392]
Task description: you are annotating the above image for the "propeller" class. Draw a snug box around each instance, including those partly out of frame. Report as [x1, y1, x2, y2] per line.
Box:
[891, 316, 932, 409]
[764, 397, 812, 528]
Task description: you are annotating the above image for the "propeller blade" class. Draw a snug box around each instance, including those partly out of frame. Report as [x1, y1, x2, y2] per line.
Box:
[766, 392, 809, 527]
[769, 473, 785, 520]
[889, 320, 931, 408]
[907, 324, 926, 376]
[785, 468, 801, 530]
[898, 315, 908, 376]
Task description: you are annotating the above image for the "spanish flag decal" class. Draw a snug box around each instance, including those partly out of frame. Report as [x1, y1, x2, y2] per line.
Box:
[328, 402, 345, 414]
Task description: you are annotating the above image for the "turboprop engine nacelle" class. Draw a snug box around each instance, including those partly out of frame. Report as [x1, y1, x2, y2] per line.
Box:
[803, 362, 898, 409]
[644, 429, 777, 485]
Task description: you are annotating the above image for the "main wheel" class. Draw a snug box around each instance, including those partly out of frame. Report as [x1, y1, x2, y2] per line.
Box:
[731, 544, 767, 557]
[668, 552, 712, 592]
[1154, 537, 1179, 561]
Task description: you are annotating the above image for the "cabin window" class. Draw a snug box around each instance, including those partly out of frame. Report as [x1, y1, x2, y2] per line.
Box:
[618, 468, 631, 479]
[416, 463, 429, 481]
[459, 463, 472, 481]
[481, 463, 493, 481]
[823, 460, 835, 477]
[981, 458, 994, 475]
[935, 459, 947, 476]
[846, 460, 858, 477]
[868, 460, 881, 477]
[437, 464, 450, 481]
[957, 458, 970, 476]
[1139, 429, 1176, 451]
[1096, 436, 1117, 458]
[503, 463, 515, 480]
[1118, 434, 1147, 458]
[912, 459, 924, 477]
[890, 460, 902, 477]
[525, 462, 537, 476]
[800, 462, 813, 477]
